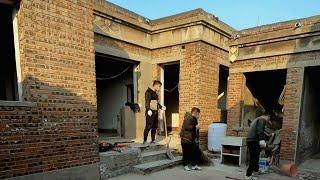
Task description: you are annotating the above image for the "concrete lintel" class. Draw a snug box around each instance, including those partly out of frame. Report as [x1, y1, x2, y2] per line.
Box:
[8, 163, 100, 180]
[235, 46, 320, 61]
[233, 15, 320, 45]
[232, 26, 320, 46]
[152, 38, 229, 52]
[94, 23, 229, 51]
[94, 44, 151, 63]
[218, 59, 231, 67]
[93, 24, 152, 49]
[153, 55, 182, 64]
[230, 58, 320, 73]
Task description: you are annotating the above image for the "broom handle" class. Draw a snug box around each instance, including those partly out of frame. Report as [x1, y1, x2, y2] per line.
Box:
[163, 110, 167, 138]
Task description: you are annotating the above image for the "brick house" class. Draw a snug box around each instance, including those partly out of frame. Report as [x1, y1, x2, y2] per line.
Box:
[0, 0, 319, 179]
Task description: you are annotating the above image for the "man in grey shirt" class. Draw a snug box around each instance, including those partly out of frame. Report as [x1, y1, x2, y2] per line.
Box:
[245, 114, 272, 180]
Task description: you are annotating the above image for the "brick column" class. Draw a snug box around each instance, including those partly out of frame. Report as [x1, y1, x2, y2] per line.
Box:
[179, 42, 201, 130]
[226, 73, 245, 136]
[179, 42, 228, 145]
[281, 67, 304, 162]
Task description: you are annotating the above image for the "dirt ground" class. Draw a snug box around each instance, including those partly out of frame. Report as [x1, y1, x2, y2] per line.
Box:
[109, 163, 298, 180]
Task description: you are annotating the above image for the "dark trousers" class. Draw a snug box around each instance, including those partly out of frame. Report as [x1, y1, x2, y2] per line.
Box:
[143, 111, 158, 142]
[246, 141, 261, 176]
[181, 143, 199, 166]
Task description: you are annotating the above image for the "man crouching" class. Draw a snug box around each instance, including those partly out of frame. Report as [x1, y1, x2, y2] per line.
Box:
[180, 107, 202, 171]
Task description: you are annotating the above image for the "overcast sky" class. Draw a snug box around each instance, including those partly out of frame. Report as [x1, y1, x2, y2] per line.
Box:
[107, 0, 320, 30]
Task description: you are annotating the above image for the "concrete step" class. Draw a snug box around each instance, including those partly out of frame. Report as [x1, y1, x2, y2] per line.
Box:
[141, 150, 169, 163]
[141, 149, 181, 163]
[134, 156, 183, 174]
[134, 143, 167, 153]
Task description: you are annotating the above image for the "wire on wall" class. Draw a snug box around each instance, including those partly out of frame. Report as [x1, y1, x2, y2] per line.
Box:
[96, 66, 131, 80]
[164, 83, 179, 93]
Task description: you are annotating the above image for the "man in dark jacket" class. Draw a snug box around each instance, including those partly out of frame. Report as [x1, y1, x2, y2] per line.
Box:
[143, 80, 166, 144]
[245, 114, 272, 180]
[180, 107, 201, 171]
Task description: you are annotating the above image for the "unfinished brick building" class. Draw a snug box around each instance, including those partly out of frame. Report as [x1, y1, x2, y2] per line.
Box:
[0, 0, 319, 179]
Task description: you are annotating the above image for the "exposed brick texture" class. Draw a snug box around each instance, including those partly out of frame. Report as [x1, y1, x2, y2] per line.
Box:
[281, 67, 304, 161]
[2, 0, 318, 178]
[226, 73, 245, 135]
[179, 42, 229, 144]
[152, 45, 182, 59]
[0, 0, 98, 178]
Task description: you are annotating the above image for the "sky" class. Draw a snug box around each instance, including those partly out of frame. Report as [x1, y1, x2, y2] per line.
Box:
[107, 0, 320, 30]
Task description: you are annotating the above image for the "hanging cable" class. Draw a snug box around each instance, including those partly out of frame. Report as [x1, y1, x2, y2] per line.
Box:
[164, 83, 179, 93]
[96, 66, 131, 80]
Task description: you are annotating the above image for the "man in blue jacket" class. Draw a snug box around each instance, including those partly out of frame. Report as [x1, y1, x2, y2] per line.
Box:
[245, 114, 272, 180]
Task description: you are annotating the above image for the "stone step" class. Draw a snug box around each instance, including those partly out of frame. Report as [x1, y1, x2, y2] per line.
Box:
[133, 156, 183, 175]
[134, 143, 167, 153]
[141, 150, 168, 163]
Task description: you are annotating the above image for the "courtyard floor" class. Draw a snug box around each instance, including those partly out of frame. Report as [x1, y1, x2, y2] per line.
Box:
[109, 162, 297, 180]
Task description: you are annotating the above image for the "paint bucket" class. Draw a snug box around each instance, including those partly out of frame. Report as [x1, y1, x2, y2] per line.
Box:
[280, 163, 298, 177]
[259, 159, 269, 173]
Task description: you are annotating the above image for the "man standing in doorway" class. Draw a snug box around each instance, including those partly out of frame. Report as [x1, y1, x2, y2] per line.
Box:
[245, 114, 272, 180]
[180, 107, 202, 171]
[143, 80, 166, 144]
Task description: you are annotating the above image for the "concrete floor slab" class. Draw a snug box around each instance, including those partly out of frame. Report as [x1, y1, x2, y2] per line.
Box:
[110, 163, 298, 180]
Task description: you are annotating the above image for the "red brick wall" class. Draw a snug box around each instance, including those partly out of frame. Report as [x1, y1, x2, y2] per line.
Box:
[226, 73, 245, 135]
[152, 45, 181, 59]
[0, 0, 98, 178]
[179, 42, 228, 144]
[281, 67, 304, 161]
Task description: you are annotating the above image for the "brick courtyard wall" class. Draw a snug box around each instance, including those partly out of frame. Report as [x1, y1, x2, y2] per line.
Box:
[0, 0, 98, 178]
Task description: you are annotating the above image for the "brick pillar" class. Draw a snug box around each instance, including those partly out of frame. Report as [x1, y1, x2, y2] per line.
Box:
[180, 42, 227, 146]
[179, 42, 201, 130]
[226, 73, 245, 136]
[281, 67, 304, 162]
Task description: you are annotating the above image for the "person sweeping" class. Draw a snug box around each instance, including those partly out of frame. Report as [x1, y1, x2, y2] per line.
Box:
[180, 107, 202, 171]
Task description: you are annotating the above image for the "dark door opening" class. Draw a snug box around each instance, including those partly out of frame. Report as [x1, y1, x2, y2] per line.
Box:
[218, 65, 229, 122]
[163, 63, 180, 133]
[0, 4, 18, 101]
[95, 54, 135, 137]
[297, 66, 320, 164]
[243, 69, 287, 128]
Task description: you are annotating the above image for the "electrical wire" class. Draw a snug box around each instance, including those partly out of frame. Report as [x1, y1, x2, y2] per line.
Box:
[96, 66, 131, 80]
[164, 83, 179, 92]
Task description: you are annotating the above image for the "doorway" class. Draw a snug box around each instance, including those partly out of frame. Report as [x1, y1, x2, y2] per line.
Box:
[297, 66, 320, 163]
[162, 63, 180, 133]
[95, 54, 136, 137]
[243, 69, 287, 128]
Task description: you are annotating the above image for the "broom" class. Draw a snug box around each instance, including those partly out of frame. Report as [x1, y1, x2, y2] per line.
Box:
[162, 110, 175, 160]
